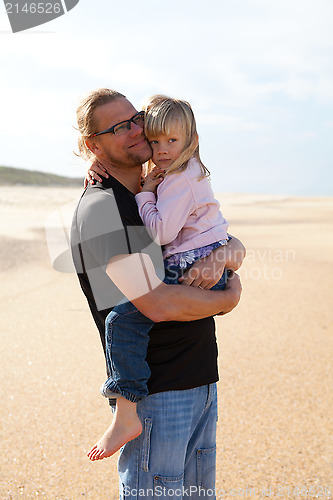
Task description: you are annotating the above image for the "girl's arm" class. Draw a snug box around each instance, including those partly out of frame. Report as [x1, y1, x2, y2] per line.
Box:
[83, 160, 109, 188]
[135, 169, 196, 245]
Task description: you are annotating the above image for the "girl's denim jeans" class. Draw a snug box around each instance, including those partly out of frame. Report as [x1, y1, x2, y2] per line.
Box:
[100, 241, 229, 402]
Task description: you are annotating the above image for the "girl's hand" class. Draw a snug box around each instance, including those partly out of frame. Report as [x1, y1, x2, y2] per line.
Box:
[141, 167, 165, 193]
[179, 260, 226, 289]
[178, 236, 246, 289]
[179, 247, 228, 289]
[84, 160, 109, 189]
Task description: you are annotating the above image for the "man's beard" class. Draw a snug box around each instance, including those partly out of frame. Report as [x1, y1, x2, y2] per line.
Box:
[127, 148, 152, 166]
[111, 141, 152, 168]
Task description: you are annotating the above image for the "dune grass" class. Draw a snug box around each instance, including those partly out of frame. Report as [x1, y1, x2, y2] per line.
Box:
[0, 166, 82, 186]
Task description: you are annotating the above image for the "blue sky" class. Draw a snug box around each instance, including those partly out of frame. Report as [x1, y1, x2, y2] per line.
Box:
[1, 0, 332, 195]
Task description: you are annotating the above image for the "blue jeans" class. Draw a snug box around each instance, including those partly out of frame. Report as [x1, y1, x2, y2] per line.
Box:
[101, 241, 229, 402]
[118, 383, 218, 499]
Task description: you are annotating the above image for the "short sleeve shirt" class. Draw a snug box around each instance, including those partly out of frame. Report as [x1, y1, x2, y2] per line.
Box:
[71, 175, 219, 394]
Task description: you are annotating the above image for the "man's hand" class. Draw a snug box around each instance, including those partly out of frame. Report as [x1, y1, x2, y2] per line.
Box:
[216, 271, 242, 315]
[84, 160, 109, 188]
[141, 167, 165, 194]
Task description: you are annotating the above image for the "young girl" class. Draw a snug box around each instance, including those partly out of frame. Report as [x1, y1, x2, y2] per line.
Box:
[86, 95, 239, 461]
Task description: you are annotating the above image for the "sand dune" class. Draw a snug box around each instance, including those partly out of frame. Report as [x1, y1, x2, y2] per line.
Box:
[1, 186, 332, 499]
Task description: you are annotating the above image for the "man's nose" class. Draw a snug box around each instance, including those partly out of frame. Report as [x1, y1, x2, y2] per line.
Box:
[129, 121, 144, 137]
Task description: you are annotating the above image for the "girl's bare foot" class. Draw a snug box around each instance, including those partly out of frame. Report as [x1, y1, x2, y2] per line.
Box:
[87, 397, 142, 461]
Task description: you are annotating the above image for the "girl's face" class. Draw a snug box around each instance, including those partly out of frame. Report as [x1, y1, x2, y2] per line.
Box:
[148, 126, 186, 169]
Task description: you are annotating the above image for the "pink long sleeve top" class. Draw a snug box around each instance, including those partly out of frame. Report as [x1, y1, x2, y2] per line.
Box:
[135, 157, 229, 259]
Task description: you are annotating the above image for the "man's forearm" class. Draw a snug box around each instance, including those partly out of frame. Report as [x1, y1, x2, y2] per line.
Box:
[132, 279, 241, 322]
[107, 252, 241, 322]
[158, 283, 240, 322]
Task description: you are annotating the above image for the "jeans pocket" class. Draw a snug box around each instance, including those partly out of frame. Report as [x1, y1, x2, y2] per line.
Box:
[154, 473, 184, 499]
[141, 417, 153, 472]
[196, 445, 216, 490]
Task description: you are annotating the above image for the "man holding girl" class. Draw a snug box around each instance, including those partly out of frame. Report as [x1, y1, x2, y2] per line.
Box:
[71, 88, 245, 499]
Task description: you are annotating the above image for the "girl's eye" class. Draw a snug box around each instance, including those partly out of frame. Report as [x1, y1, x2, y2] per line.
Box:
[169, 138, 177, 143]
[150, 140, 157, 144]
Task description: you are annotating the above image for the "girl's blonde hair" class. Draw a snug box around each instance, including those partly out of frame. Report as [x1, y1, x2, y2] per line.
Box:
[142, 95, 210, 179]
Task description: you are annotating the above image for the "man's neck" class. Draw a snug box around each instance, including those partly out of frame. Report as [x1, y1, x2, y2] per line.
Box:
[104, 165, 142, 194]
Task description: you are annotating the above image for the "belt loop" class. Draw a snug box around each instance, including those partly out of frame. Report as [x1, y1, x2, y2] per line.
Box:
[205, 384, 211, 408]
[205, 383, 216, 409]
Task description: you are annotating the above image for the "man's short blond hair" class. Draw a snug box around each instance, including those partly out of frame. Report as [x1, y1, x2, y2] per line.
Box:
[76, 88, 125, 160]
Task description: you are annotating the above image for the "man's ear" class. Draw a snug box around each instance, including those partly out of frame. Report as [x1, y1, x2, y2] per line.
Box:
[85, 137, 99, 155]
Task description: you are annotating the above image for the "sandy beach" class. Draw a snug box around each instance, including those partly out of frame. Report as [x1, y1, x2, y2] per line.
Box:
[0, 186, 332, 500]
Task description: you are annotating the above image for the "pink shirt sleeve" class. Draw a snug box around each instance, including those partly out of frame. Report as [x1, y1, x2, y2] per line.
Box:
[135, 173, 196, 245]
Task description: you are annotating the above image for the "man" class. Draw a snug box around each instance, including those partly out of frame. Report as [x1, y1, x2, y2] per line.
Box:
[71, 88, 244, 499]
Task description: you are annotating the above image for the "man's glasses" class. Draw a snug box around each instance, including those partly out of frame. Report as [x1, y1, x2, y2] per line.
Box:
[89, 111, 145, 138]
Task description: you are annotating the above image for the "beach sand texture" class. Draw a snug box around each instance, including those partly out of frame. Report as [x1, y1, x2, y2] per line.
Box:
[0, 186, 332, 499]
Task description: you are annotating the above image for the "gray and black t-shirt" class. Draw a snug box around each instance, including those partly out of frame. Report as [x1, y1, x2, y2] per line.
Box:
[71, 175, 218, 395]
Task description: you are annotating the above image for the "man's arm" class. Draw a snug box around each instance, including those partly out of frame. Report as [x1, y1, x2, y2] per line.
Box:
[178, 235, 246, 288]
[106, 252, 241, 323]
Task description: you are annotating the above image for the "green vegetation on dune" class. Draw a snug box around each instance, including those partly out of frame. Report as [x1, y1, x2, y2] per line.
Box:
[0, 166, 82, 186]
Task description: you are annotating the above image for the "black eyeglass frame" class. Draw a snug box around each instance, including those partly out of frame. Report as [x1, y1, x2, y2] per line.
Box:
[89, 111, 145, 138]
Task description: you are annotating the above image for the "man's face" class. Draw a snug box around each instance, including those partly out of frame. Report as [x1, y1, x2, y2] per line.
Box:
[91, 98, 152, 169]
